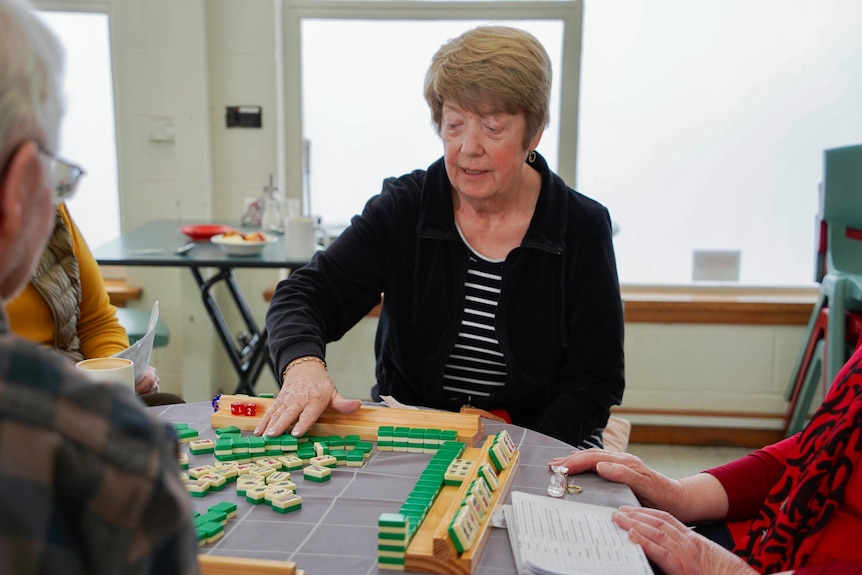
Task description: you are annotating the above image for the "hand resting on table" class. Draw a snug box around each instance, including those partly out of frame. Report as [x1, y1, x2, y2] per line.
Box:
[550, 450, 758, 575]
[548, 449, 728, 525]
[612, 506, 758, 575]
[253, 357, 361, 437]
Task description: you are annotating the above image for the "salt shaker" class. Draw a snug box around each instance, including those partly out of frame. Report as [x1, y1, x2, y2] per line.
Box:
[547, 465, 568, 497]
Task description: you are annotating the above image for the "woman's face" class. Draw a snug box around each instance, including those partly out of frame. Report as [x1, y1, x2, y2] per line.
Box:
[441, 101, 540, 204]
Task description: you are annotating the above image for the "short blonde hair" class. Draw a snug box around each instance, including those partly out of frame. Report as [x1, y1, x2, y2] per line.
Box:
[424, 25, 552, 150]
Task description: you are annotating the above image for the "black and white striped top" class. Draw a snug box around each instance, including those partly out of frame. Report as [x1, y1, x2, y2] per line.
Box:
[442, 249, 507, 402]
[442, 237, 605, 450]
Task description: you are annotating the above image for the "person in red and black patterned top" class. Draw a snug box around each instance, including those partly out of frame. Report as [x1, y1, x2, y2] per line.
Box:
[0, 0, 200, 573]
[550, 344, 862, 575]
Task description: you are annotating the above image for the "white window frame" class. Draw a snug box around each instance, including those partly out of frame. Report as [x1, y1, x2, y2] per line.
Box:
[280, 0, 584, 215]
[35, 1, 122, 274]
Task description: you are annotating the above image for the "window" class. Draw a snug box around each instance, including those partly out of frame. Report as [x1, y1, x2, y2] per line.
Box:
[301, 19, 565, 225]
[37, 10, 120, 251]
[576, 0, 862, 286]
[282, 1, 583, 226]
[289, 0, 862, 287]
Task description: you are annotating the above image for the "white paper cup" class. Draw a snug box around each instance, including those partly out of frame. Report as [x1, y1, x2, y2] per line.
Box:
[75, 357, 135, 390]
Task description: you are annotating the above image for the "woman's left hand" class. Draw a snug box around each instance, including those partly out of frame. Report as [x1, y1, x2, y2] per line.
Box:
[612, 506, 756, 575]
[135, 365, 160, 395]
[549, 449, 687, 516]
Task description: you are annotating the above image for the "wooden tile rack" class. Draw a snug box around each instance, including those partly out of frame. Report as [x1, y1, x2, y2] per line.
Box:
[404, 435, 520, 575]
[199, 555, 303, 575]
[211, 394, 485, 447]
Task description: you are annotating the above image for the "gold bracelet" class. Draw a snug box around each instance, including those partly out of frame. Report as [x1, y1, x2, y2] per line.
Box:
[283, 356, 327, 378]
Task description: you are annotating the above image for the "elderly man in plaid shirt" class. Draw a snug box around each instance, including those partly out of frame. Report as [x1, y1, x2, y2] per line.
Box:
[0, 0, 200, 573]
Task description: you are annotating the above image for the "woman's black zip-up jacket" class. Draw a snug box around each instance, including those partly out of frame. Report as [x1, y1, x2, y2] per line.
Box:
[266, 152, 625, 448]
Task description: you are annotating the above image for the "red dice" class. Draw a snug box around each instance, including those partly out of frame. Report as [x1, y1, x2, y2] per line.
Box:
[230, 402, 257, 416]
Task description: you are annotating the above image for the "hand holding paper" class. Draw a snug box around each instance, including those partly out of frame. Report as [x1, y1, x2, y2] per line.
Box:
[113, 301, 159, 386]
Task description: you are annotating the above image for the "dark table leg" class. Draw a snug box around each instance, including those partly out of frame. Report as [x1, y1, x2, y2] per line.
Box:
[189, 266, 279, 395]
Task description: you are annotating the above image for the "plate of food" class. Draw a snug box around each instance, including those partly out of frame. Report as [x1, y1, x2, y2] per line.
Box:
[210, 231, 276, 256]
[180, 224, 236, 241]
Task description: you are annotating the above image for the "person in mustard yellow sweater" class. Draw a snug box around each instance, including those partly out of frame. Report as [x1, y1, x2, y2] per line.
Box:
[5, 203, 161, 395]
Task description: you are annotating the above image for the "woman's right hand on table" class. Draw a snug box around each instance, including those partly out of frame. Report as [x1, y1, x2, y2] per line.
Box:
[254, 357, 361, 438]
[612, 507, 756, 575]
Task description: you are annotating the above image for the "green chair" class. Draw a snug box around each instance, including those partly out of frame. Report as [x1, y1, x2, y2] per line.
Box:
[115, 307, 170, 347]
[785, 338, 825, 437]
[784, 144, 862, 436]
[819, 144, 862, 386]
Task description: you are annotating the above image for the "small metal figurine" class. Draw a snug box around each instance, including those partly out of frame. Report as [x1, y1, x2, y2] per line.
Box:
[548, 465, 568, 497]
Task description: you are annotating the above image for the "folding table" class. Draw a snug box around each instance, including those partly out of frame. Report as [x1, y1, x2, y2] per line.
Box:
[92, 220, 310, 395]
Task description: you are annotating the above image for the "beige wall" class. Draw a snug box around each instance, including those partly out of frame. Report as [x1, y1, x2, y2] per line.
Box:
[53, 0, 283, 400]
[43, 0, 809, 431]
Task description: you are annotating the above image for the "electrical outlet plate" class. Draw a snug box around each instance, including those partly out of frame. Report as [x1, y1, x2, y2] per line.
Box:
[692, 249, 741, 282]
[147, 116, 175, 143]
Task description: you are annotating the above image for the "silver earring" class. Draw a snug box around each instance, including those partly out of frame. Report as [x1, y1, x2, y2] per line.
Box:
[528, 150, 537, 163]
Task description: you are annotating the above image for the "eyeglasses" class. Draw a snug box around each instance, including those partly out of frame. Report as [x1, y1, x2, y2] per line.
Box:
[37, 145, 85, 204]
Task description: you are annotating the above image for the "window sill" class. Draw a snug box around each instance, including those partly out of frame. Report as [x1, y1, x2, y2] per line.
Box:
[621, 285, 818, 325]
[263, 284, 817, 326]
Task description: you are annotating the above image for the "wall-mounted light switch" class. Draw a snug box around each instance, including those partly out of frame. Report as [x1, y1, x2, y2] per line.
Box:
[147, 116, 175, 143]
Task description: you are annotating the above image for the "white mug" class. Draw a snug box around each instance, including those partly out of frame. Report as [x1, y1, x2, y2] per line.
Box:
[76, 357, 135, 390]
[284, 216, 324, 260]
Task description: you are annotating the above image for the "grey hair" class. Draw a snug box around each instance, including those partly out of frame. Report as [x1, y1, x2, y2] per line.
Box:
[0, 0, 65, 171]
